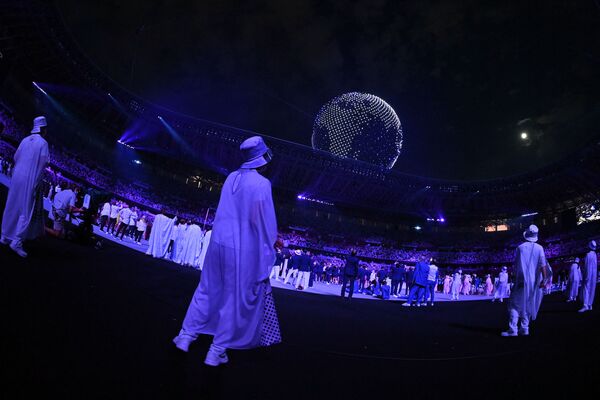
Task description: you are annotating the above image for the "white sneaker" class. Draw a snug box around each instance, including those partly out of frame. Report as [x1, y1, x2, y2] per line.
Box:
[500, 331, 517, 337]
[204, 348, 229, 366]
[578, 306, 590, 313]
[9, 241, 27, 258]
[519, 330, 529, 336]
[173, 336, 193, 352]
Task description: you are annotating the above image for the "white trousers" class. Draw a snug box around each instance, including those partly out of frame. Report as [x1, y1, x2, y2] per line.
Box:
[508, 306, 530, 334]
[296, 271, 310, 289]
[284, 268, 298, 285]
[281, 259, 289, 278]
[269, 264, 281, 280]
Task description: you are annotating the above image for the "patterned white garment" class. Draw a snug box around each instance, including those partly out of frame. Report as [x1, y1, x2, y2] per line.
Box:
[259, 288, 282, 347]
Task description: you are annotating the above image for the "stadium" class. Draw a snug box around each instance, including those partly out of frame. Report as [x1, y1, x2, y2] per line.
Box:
[1, 1, 599, 399]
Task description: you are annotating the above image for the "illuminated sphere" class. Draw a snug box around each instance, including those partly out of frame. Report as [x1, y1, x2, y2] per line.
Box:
[311, 92, 403, 169]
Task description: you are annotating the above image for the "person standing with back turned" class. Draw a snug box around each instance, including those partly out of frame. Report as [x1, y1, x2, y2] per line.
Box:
[172, 136, 281, 366]
[0, 116, 49, 257]
[501, 225, 548, 337]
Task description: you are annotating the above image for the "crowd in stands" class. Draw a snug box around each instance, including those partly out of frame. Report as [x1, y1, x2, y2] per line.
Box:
[1, 106, 597, 284]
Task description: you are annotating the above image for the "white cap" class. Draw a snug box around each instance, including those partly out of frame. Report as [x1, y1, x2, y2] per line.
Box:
[590, 240, 597, 250]
[31, 116, 47, 133]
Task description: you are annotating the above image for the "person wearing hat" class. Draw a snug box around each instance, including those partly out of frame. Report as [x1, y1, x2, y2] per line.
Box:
[173, 136, 280, 366]
[0, 116, 49, 257]
[492, 266, 509, 302]
[501, 225, 549, 337]
[579, 240, 597, 312]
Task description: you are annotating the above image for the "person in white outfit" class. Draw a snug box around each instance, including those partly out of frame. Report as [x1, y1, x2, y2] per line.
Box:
[99, 201, 111, 232]
[451, 269, 462, 300]
[172, 136, 281, 366]
[145, 211, 177, 259]
[501, 225, 549, 337]
[115, 204, 132, 240]
[492, 266, 510, 302]
[579, 240, 597, 313]
[135, 215, 147, 244]
[127, 208, 138, 239]
[0, 116, 49, 257]
[107, 201, 121, 235]
[567, 258, 582, 302]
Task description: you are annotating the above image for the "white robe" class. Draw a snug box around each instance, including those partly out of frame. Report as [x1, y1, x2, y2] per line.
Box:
[179, 169, 278, 349]
[581, 250, 597, 306]
[172, 224, 188, 264]
[509, 241, 547, 320]
[145, 214, 177, 259]
[568, 263, 582, 299]
[494, 271, 509, 298]
[1, 134, 48, 242]
[451, 273, 462, 295]
[197, 229, 212, 271]
[180, 224, 203, 268]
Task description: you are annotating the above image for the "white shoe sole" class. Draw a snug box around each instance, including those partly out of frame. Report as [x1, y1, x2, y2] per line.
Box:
[204, 353, 229, 366]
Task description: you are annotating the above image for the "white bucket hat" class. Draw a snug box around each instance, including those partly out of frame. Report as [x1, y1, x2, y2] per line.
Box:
[523, 224, 539, 243]
[590, 240, 597, 250]
[240, 136, 272, 169]
[31, 116, 47, 133]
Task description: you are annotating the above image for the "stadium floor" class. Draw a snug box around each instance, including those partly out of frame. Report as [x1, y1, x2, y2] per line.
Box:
[1, 184, 598, 399]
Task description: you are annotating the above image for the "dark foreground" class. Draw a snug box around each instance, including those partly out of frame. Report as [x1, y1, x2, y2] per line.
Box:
[1, 185, 598, 399]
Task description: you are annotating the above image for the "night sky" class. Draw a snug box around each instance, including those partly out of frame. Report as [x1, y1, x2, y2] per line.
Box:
[56, 0, 600, 180]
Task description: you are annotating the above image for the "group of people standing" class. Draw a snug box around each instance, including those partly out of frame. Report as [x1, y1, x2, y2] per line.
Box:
[98, 200, 148, 244]
[445, 267, 510, 301]
[145, 211, 212, 270]
[566, 242, 598, 312]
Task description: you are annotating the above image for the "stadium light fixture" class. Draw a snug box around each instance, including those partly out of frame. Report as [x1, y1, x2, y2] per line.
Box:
[32, 82, 48, 96]
[520, 132, 528, 140]
[521, 212, 538, 217]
